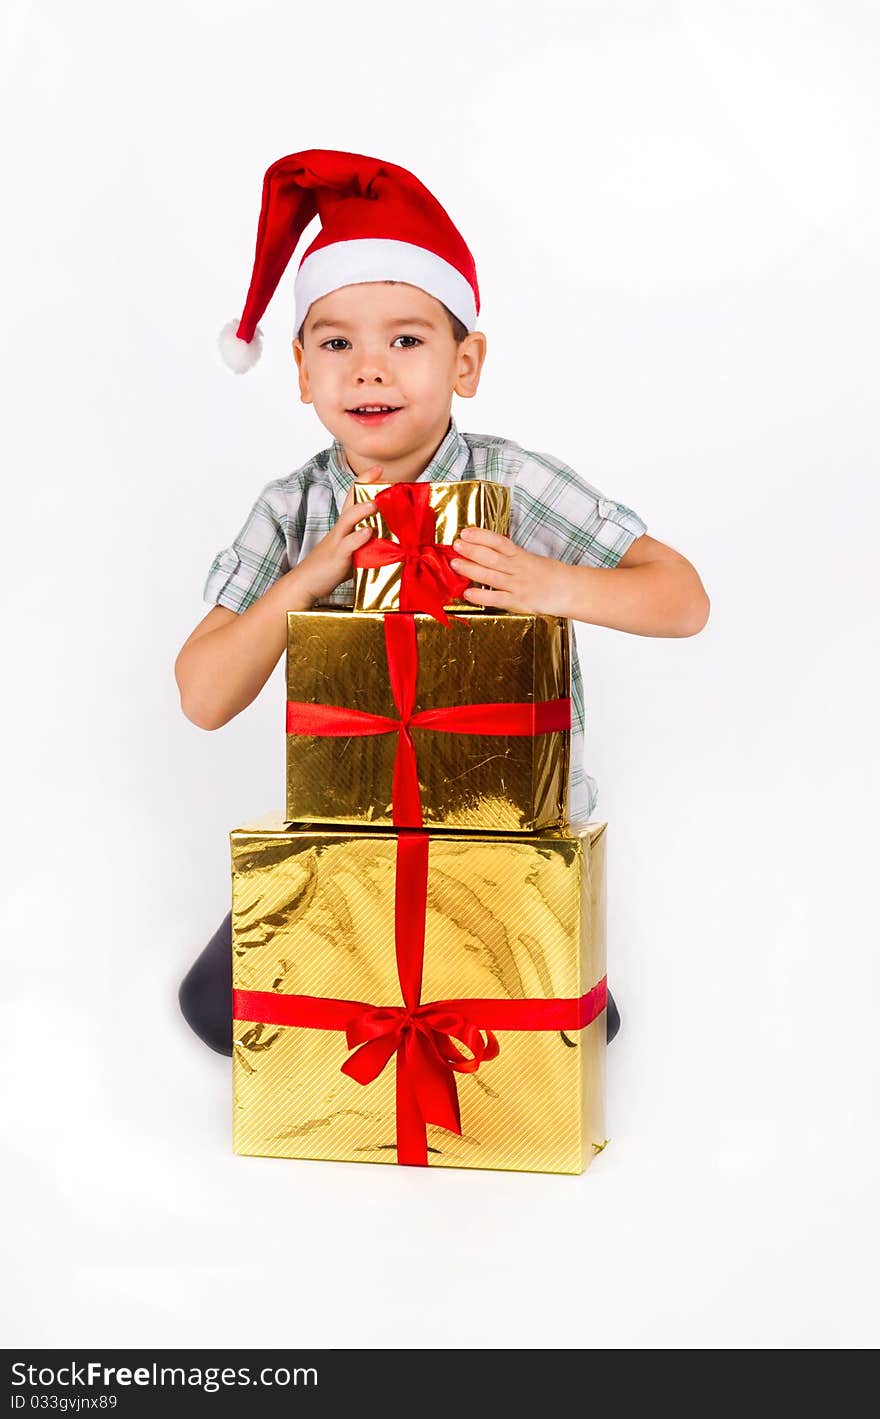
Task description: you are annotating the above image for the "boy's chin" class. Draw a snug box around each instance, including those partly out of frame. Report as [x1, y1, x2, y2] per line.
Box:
[317, 409, 404, 444]
[330, 419, 409, 457]
[315, 407, 452, 476]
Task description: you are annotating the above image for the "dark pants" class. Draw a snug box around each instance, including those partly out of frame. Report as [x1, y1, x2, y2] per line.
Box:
[179, 913, 622, 1054]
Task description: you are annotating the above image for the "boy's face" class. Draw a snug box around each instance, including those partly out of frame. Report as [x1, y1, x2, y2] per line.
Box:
[292, 281, 486, 480]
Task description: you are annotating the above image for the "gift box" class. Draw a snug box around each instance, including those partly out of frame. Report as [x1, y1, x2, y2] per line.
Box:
[351, 479, 510, 617]
[286, 609, 571, 832]
[231, 813, 608, 1175]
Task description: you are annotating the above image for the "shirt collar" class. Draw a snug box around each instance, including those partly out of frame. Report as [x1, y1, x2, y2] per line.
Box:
[327, 415, 471, 508]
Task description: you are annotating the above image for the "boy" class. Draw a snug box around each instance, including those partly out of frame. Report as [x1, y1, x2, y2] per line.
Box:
[175, 149, 709, 1057]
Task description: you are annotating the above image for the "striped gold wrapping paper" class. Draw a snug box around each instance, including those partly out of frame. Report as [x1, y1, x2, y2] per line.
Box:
[285, 610, 571, 832]
[351, 479, 510, 613]
[231, 815, 608, 1175]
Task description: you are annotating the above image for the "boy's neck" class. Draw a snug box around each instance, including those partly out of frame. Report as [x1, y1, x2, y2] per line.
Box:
[340, 412, 453, 485]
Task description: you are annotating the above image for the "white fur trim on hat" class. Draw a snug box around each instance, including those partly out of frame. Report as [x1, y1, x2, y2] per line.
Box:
[293, 239, 477, 339]
[218, 319, 264, 373]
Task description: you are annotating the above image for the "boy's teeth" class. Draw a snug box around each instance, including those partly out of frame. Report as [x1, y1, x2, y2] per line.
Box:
[355, 405, 394, 412]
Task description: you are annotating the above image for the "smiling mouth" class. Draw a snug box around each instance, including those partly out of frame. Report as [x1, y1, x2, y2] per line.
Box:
[346, 404, 402, 415]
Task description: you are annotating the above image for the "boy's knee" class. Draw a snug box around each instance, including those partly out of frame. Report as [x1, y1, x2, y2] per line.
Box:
[178, 917, 234, 1057]
[178, 971, 233, 1057]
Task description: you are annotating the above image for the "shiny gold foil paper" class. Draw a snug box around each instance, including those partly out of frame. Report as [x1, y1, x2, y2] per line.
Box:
[285, 610, 570, 831]
[231, 815, 607, 1174]
[351, 480, 511, 613]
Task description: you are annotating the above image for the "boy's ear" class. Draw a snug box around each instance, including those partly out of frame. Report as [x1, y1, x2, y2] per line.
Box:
[453, 330, 487, 400]
[292, 338, 313, 405]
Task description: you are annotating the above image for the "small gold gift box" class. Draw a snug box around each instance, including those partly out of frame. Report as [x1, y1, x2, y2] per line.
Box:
[285, 609, 571, 832]
[351, 479, 510, 614]
[231, 814, 608, 1175]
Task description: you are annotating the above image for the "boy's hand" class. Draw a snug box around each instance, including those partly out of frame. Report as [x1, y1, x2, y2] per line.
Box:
[295, 470, 380, 603]
[449, 527, 574, 617]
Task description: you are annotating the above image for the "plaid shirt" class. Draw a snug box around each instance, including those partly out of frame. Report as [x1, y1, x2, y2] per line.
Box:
[203, 415, 647, 821]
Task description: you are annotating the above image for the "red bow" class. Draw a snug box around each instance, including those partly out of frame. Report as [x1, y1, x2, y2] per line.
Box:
[352, 482, 471, 624]
[287, 613, 570, 827]
[234, 833, 607, 1166]
[342, 1005, 500, 1139]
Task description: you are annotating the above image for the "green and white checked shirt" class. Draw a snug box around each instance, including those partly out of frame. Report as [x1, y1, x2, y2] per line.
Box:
[203, 415, 647, 821]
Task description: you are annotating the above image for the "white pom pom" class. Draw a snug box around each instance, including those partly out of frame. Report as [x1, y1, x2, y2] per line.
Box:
[218, 319, 263, 373]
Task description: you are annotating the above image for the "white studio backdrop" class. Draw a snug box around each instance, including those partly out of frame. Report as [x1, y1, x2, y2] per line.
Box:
[1, 0, 877, 1348]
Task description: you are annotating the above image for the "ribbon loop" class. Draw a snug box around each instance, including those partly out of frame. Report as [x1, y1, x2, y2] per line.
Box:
[337, 981, 503, 1157]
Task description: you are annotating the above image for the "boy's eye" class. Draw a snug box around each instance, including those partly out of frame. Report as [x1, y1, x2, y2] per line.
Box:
[391, 335, 422, 348]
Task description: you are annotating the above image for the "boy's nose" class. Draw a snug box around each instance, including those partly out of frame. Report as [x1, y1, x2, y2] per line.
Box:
[354, 352, 392, 382]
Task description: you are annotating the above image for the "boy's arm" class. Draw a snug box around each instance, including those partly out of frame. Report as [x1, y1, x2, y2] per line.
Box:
[175, 492, 377, 729]
[174, 564, 316, 730]
[450, 530, 710, 637]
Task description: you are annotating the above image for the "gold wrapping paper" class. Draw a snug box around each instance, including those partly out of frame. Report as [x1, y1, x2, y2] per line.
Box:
[351, 479, 511, 613]
[285, 609, 570, 832]
[231, 814, 607, 1175]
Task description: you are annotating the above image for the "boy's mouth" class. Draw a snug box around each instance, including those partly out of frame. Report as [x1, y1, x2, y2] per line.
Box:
[345, 404, 402, 425]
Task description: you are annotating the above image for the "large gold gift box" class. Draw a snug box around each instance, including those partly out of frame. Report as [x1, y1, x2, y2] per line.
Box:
[231, 813, 608, 1175]
[351, 479, 510, 613]
[285, 609, 571, 832]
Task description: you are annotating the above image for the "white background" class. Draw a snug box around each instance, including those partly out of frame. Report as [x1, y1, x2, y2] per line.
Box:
[2, 0, 877, 1350]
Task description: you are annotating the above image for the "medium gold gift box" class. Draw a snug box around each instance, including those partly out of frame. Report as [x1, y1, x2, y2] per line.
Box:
[285, 609, 571, 832]
[231, 813, 608, 1175]
[351, 479, 510, 613]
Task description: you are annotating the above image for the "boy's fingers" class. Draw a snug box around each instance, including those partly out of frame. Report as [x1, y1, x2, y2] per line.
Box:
[449, 555, 513, 585]
[457, 527, 517, 555]
[338, 499, 377, 531]
[462, 584, 515, 608]
[451, 543, 515, 573]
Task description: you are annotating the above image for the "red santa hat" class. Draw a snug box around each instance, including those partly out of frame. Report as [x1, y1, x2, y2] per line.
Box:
[219, 148, 480, 373]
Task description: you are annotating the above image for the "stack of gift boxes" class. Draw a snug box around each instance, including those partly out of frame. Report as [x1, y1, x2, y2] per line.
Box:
[229, 480, 609, 1174]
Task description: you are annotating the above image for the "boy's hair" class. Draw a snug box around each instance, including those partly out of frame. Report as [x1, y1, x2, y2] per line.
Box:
[297, 281, 469, 346]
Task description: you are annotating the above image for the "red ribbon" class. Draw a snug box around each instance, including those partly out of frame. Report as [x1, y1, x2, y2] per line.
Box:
[351, 482, 472, 625]
[287, 613, 571, 827]
[271, 512, 586, 1165]
[234, 832, 607, 1166]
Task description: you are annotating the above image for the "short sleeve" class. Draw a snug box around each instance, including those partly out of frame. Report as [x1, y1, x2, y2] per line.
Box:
[202, 485, 292, 613]
[511, 449, 648, 569]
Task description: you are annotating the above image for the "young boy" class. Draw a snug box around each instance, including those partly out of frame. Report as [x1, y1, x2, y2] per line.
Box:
[175, 149, 709, 1058]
